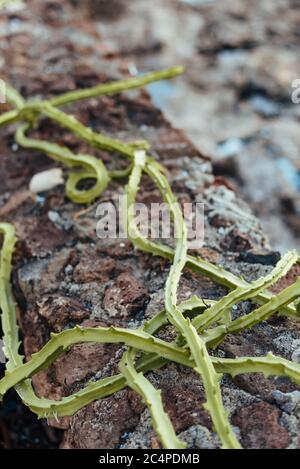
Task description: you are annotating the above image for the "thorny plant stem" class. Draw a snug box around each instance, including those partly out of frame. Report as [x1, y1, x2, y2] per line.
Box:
[1, 222, 300, 444]
[1, 75, 299, 317]
[119, 348, 186, 449]
[126, 152, 241, 449]
[192, 250, 298, 331]
[0, 70, 300, 449]
[50, 66, 185, 108]
[15, 123, 110, 203]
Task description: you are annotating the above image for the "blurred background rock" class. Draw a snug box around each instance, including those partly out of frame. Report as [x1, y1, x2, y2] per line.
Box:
[82, 0, 300, 252]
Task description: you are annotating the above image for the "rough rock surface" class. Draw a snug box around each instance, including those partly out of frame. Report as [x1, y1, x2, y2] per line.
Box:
[0, 0, 299, 449]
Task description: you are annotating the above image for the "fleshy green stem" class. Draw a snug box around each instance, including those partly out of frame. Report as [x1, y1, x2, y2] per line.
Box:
[192, 250, 298, 331]
[1, 69, 300, 450]
[50, 66, 185, 107]
[15, 123, 110, 203]
[119, 348, 186, 449]
[125, 153, 241, 449]
[204, 277, 300, 348]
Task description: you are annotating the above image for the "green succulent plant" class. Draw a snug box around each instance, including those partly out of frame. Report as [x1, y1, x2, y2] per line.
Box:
[0, 67, 300, 449]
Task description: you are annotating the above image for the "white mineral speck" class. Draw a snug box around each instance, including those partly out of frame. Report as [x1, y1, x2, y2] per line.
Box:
[29, 168, 64, 194]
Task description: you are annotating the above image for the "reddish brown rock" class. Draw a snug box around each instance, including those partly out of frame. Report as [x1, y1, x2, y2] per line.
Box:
[73, 254, 117, 284]
[61, 389, 145, 449]
[232, 402, 291, 449]
[220, 228, 253, 252]
[54, 342, 119, 392]
[157, 366, 212, 433]
[103, 272, 149, 318]
[37, 295, 90, 332]
[271, 264, 300, 294]
[233, 373, 275, 401]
